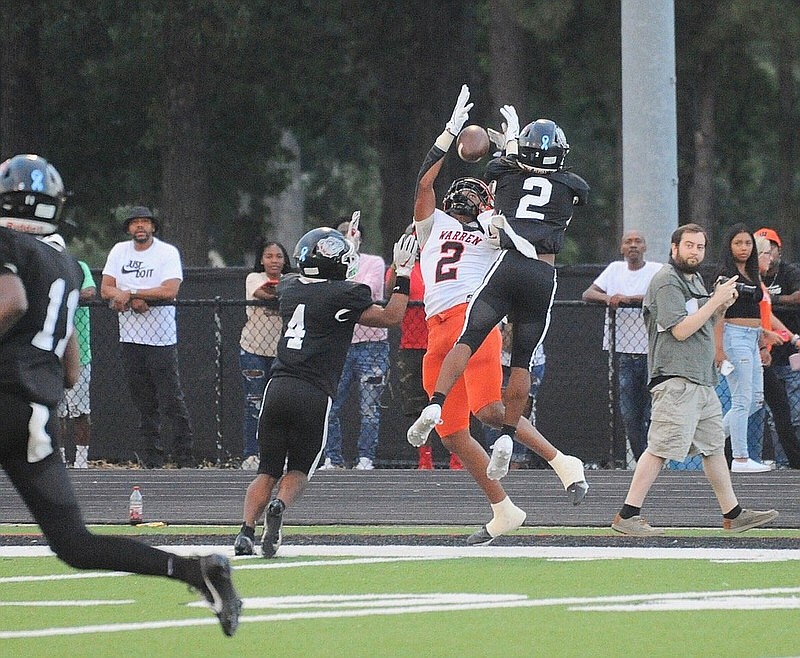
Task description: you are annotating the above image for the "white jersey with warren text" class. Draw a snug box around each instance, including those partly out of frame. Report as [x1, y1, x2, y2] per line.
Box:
[416, 208, 499, 318]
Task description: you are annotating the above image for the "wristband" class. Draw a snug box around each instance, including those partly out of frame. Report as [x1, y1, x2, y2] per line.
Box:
[435, 130, 455, 151]
[392, 276, 410, 296]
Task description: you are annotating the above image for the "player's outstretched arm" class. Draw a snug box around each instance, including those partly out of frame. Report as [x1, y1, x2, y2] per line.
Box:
[359, 235, 418, 328]
[414, 84, 472, 223]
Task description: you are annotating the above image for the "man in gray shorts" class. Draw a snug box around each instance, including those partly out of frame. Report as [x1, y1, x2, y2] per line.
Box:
[611, 223, 779, 536]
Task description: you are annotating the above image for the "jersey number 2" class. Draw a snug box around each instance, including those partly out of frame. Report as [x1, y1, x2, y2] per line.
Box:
[284, 304, 306, 349]
[514, 176, 553, 220]
[435, 241, 464, 282]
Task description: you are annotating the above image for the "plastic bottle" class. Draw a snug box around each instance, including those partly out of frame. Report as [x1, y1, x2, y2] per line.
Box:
[129, 485, 143, 525]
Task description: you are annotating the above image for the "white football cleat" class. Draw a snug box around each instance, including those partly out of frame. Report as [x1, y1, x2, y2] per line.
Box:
[407, 403, 442, 447]
[486, 435, 514, 480]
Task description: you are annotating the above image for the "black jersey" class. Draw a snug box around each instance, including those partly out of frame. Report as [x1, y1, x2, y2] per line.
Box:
[485, 157, 589, 255]
[0, 228, 83, 406]
[270, 273, 375, 397]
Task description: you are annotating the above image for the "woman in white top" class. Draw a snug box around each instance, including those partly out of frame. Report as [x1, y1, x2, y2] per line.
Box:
[239, 239, 292, 469]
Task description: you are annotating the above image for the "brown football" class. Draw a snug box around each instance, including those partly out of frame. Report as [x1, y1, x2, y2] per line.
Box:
[456, 125, 491, 163]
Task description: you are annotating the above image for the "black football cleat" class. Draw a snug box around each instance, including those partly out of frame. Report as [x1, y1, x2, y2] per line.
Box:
[261, 499, 285, 558]
[199, 554, 243, 637]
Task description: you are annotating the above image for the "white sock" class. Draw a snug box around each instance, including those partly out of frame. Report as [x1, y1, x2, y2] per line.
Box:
[548, 450, 583, 489]
[486, 496, 526, 536]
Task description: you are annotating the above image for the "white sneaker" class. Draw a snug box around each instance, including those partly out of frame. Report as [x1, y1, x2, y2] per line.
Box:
[354, 457, 374, 470]
[486, 435, 513, 480]
[407, 403, 442, 447]
[731, 458, 771, 473]
[240, 455, 260, 471]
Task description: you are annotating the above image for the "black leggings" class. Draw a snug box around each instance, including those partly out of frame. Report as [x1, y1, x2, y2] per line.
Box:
[1, 393, 198, 586]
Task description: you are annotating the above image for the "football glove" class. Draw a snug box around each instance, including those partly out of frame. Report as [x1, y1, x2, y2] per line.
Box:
[500, 105, 520, 144]
[392, 234, 419, 277]
[486, 213, 505, 249]
[445, 84, 473, 136]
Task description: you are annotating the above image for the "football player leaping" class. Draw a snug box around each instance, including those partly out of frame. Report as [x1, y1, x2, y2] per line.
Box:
[407, 85, 588, 546]
[234, 223, 417, 558]
[0, 155, 241, 636]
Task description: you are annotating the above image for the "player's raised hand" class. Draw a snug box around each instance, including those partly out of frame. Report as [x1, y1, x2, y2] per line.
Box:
[500, 105, 520, 144]
[392, 234, 419, 278]
[344, 210, 361, 251]
[445, 84, 473, 136]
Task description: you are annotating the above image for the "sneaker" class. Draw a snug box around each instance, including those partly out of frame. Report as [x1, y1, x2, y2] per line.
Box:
[318, 457, 345, 470]
[240, 455, 260, 471]
[407, 403, 442, 447]
[262, 499, 285, 558]
[354, 457, 374, 470]
[486, 435, 513, 480]
[723, 508, 779, 532]
[233, 532, 254, 556]
[731, 458, 771, 473]
[611, 514, 665, 537]
[198, 554, 243, 637]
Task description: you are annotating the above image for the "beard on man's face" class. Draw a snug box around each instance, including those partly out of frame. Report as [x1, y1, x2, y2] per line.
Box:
[672, 252, 701, 274]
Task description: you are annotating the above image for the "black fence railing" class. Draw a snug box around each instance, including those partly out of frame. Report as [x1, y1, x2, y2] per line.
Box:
[58, 296, 783, 470]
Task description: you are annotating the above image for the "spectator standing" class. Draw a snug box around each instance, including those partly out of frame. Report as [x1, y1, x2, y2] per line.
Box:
[41, 234, 96, 468]
[100, 206, 195, 468]
[754, 227, 800, 468]
[714, 224, 770, 472]
[233, 227, 416, 557]
[239, 238, 292, 470]
[0, 154, 240, 636]
[611, 224, 778, 536]
[582, 230, 662, 463]
[320, 219, 389, 470]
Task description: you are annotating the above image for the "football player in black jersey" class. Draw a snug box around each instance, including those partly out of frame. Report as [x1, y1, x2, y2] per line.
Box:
[412, 102, 589, 481]
[0, 154, 241, 636]
[234, 223, 418, 558]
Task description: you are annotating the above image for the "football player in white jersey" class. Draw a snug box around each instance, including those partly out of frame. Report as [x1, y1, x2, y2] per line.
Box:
[408, 86, 588, 545]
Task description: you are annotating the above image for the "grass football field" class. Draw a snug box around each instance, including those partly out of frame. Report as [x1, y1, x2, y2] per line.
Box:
[1, 524, 799, 657]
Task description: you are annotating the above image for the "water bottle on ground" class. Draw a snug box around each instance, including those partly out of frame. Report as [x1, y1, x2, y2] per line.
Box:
[129, 485, 143, 525]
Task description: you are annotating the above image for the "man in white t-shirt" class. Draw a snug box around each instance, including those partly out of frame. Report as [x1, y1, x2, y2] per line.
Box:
[582, 230, 662, 462]
[101, 206, 194, 468]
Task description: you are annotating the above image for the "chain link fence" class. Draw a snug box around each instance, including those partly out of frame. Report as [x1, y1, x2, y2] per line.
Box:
[57, 286, 781, 470]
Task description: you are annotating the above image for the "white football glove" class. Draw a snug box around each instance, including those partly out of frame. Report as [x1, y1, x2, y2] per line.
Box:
[500, 105, 520, 144]
[445, 84, 473, 136]
[487, 126, 506, 151]
[392, 234, 419, 277]
[486, 214, 505, 249]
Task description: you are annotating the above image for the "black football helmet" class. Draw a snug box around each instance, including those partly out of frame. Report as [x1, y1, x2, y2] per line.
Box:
[517, 119, 569, 172]
[294, 227, 359, 280]
[442, 177, 494, 219]
[0, 154, 66, 235]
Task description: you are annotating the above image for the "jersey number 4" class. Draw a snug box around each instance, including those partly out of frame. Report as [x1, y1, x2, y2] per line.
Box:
[284, 304, 307, 349]
[515, 176, 553, 220]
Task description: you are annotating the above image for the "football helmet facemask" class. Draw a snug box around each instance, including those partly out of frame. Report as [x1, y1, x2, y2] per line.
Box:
[294, 227, 359, 280]
[0, 154, 66, 235]
[442, 177, 494, 219]
[517, 119, 569, 172]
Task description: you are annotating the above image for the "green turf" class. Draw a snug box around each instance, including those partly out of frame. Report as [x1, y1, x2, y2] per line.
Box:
[1, 550, 799, 657]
